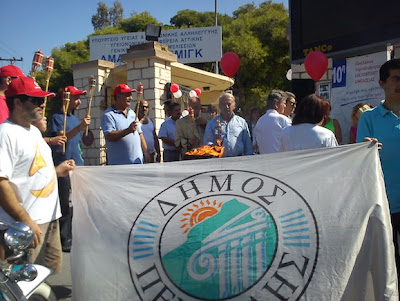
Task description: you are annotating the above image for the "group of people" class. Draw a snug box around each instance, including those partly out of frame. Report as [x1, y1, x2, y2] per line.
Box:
[252, 90, 340, 153]
[147, 88, 341, 162]
[0, 57, 399, 285]
[0, 67, 93, 274]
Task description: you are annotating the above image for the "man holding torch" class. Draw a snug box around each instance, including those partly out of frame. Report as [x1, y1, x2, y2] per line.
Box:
[50, 86, 90, 252]
[101, 83, 150, 165]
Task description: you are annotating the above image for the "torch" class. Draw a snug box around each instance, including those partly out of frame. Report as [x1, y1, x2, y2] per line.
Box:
[187, 106, 196, 150]
[188, 106, 195, 131]
[85, 75, 96, 136]
[62, 89, 71, 155]
[135, 82, 143, 121]
[31, 50, 43, 80]
[42, 56, 54, 117]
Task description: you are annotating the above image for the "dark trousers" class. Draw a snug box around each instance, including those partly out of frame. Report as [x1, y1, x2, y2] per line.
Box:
[58, 176, 72, 245]
[391, 212, 400, 288]
[163, 149, 180, 162]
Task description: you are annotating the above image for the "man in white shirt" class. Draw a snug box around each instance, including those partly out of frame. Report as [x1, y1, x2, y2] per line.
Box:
[283, 91, 296, 119]
[253, 90, 291, 154]
[0, 76, 75, 273]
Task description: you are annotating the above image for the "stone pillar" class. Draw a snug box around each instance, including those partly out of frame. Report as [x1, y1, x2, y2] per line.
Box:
[71, 60, 115, 166]
[121, 42, 177, 132]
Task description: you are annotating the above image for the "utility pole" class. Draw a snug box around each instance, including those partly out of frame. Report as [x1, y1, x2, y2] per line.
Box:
[0, 57, 23, 64]
[215, 0, 219, 74]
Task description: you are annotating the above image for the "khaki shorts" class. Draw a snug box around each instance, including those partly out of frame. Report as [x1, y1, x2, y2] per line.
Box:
[28, 219, 62, 274]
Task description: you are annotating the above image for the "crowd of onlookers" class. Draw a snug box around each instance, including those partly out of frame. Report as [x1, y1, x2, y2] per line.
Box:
[149, 88, 373, 162]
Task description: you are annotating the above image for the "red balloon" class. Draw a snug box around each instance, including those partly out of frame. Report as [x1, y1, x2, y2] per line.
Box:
[194, 88, 201, 96]
[220, 52, 240, 77]
[170, 83, 179, 93]
[304, 51, 328, 81]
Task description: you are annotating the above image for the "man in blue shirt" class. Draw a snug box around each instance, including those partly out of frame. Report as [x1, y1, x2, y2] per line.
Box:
[357, 58, 400, 281]
[158, 102, 181, 162]
[51, 85, 90, 252]
[101, 83, 150, 165]
[204, 93, 252, 157]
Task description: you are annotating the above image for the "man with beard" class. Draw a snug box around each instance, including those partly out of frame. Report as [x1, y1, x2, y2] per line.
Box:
[0, 76, 74, 272]
[101, 83, 150, 165]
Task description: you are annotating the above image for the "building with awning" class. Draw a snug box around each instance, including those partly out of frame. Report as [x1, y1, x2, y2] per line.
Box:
[171, 62, 233, 105]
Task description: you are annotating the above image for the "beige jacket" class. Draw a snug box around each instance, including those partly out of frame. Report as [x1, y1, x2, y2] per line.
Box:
[175, 112, 211, 156]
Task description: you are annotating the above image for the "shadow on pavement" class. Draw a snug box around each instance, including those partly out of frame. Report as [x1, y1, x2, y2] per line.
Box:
[51, 285, 72, 300]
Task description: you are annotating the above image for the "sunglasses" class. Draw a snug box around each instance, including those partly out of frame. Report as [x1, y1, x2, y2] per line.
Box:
[18, 95, 45, 106]
[142, 105, 149, 109]
[27, 97, 45, 106]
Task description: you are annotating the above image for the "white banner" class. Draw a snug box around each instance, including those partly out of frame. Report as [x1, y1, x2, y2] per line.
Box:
[89, 26, 222, 64]
[330, 51, 388, 144]
[70, 143, 397, 301]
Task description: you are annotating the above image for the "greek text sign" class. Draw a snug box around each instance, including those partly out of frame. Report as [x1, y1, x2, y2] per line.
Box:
[330, 51, 388, 143]
[89, 26, 222, 64]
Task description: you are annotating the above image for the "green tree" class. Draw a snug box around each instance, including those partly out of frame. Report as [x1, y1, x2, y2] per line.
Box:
[92, 2, 110, 31]
[223, 1, 290, 110]
[232, 3, 256, 18]
[170, 10, 232, 28]
[91, 26, 126, 36]
[118, 11, 161, 32]
[109, 0, 124, 27]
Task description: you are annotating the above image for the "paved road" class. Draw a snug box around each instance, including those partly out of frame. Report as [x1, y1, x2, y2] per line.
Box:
[47, 251, 72, 301]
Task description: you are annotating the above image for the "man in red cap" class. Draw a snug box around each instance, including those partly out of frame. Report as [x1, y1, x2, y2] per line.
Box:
[0, 76, 75, 273]
[50, 85, 90, 252]
[101, 83, 150, 164]
[0, 65, 24, 123]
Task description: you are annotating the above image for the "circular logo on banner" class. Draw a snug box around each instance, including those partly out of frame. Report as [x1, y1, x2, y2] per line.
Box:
[128, 170, 319, 300]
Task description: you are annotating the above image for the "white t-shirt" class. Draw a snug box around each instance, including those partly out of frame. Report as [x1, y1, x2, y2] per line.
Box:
[280, 123, 338, 152]
[0, 121, 61, 224]
[253, 109, 292, 154]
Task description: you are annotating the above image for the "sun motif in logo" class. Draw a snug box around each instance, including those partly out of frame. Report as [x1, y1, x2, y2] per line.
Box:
[180, 200, 222, 234]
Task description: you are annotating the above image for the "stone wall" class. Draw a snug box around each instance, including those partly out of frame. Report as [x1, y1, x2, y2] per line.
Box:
[71, 60, 114, 166]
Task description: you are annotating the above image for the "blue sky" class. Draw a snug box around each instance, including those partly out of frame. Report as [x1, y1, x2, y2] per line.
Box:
[1, 0, 287, 75]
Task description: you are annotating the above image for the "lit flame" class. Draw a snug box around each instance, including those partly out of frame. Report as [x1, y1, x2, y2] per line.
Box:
[185, 140, 224, 157]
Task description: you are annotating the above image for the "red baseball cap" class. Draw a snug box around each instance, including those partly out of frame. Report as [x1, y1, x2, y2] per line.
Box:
[5, 76, 55, 98]
[0, 65, 24, 78]
[65, 86, 87, 96]
[113, 84, 137, 96]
